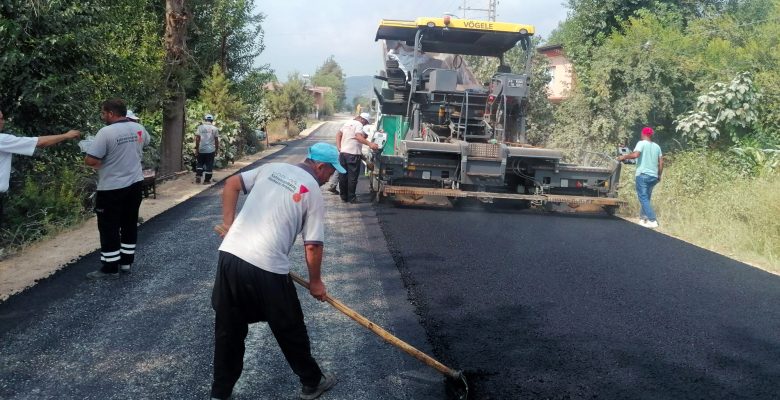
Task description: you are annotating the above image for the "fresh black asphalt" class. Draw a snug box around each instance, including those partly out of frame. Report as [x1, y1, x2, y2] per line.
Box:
[2, 122, 778, 400]
[377, 202, 780, 399]
[0, 124, 443, 400]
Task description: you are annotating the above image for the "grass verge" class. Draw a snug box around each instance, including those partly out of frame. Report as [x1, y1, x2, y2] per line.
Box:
[617, 150, 779, 272]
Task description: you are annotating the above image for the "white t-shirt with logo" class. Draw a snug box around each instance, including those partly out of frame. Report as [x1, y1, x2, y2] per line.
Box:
[0, 134, 38, 193]
[197, 124, 219, 153]
[88, 120, 150, 191]
[219, 163, 325, 274]
[339, 120, 366, 155]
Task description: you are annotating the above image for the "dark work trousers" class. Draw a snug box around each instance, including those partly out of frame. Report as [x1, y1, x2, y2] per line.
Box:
[211, 251, 323, 399]
[338, 153, 362, 202]
[196, 152, 216, 182]
[0, 192, 5, 230]
[95, 181, 143, 273]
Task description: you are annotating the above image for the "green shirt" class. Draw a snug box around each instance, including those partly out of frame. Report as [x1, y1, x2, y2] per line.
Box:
[633, 140, 662, 178]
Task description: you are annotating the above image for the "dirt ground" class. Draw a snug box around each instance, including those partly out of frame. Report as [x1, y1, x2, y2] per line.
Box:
[0, 122, 325, 301]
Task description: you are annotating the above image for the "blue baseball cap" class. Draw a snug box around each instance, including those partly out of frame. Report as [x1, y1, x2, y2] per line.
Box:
[308, 142, 346, 174]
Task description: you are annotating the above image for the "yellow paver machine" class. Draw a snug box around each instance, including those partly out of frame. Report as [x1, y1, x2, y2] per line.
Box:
[367, 16, 625, 213]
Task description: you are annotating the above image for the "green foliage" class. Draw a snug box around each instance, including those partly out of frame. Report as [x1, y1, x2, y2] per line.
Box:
[264, 73, 313, 135]
[675, 72, 761, 145]
[730, 145, 780, 176]
[312, 56, 346, 111]
[234, 67, 275, 127]
[0, 0, 269, 252]
[618, 150, 780, 269]
[351, 95, 371, 115]
[188, 0, 266, 86]
[200, 64, 247, 120]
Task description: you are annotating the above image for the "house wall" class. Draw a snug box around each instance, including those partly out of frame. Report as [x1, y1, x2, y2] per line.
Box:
[539, 48, 575, 103]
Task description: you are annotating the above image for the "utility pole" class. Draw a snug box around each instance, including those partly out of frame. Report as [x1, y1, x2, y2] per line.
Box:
[459, 0, 497, 21]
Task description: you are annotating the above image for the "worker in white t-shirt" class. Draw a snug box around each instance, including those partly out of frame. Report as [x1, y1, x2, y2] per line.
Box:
[210, 142, 345, 400]
[0, 109, 80, 226]
[336, 113, 378, 203]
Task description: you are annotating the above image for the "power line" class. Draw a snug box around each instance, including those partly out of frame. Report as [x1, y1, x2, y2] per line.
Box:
[459, 0, 497, 21]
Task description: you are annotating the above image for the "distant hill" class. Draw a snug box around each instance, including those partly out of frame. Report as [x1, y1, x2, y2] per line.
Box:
[345, 75, 375, 104]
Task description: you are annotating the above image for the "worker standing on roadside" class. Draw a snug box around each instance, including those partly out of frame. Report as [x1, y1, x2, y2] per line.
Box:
[84, 98, 150, 279]
[196, 114, 219, 184]
[336, 113, 378, 203]
[0, 109, 80, 226]
[210, 142, 345, 400]
[617, 127, 663, 228]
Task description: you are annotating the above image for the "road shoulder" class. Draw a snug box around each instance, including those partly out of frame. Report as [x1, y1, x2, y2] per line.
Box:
[0, 122, 326, 302]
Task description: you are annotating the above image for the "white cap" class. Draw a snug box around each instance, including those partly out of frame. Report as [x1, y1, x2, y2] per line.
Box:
[126, 110, 139, 121]
[360, 112, 371, 122]
[204, 114, 214, 121]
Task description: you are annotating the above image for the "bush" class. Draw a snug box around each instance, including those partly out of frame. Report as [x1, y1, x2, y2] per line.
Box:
[1, 156, 93, 253]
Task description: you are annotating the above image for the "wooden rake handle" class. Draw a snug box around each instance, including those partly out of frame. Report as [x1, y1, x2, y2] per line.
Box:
[289, 272, 460, 380]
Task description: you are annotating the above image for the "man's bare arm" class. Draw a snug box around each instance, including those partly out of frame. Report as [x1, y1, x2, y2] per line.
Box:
[304, 243, 326, 301]
[37, 130, 80, 148]
[220, 174, 243, 234]
[618, 151, 640, 161]
[84, 155, 101, 169]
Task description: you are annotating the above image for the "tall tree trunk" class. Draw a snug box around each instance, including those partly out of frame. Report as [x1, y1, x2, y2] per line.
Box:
[161, 0, 189, 176]
[219, 33, 228, 73]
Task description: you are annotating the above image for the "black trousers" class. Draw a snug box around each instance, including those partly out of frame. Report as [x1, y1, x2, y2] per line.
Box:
[95, 181, 143, 273]
[338, 153, 362, 202]
[196, 152, 216, 181]
[211, 251, 322, 399]
[0, 193, 4, 230]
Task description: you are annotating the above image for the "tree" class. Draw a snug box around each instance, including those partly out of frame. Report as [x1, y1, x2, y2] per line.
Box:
[234, 66, 276, 127]
[160, 0, 190, 176]
[188, 0, 266, 83]
[312, 56, 346, 111]
[264, 73, 313, 136]
[200, 64, 246, 119]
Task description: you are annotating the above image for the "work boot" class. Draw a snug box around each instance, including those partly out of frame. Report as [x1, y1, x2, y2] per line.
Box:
[120, 264, 131, 274]
[300, 372, 336, 400]
[195, 176, 201, 184]
[86, 269, 120, 280]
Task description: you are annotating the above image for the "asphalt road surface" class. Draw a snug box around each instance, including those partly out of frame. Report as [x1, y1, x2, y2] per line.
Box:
[377, 202, 780, 399]
[2, 121, 778, 400]
[0, 123, 443, 400]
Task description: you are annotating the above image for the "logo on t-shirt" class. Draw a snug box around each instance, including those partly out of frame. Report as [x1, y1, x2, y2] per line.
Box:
[292, 184, 309, 203]
[137, 130, 143, 143]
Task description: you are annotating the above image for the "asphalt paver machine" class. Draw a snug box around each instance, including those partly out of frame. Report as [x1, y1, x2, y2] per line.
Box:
[369, 16, 624, 212]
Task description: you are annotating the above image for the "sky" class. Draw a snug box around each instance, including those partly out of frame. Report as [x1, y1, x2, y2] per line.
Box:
[254, 0, 570, 81]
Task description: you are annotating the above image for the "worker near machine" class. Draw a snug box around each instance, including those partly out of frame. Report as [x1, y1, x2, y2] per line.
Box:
[336, 113, 378, 203]
[195, 114, 219, 184]
[617, 127, 663, 228]
[0, 109, 80, 227]
[210, 142, 345, 400]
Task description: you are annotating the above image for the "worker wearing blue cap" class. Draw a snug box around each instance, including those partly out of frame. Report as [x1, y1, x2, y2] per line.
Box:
[210, 142, 343, 400]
